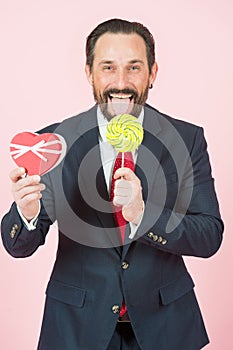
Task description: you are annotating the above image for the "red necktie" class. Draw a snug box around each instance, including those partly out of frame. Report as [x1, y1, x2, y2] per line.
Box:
[110, 152, 135, 243]
[110, 152, 134, 318]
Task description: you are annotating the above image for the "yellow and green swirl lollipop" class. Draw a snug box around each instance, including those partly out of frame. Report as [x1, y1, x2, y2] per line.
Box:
[106, 114, 144, 154]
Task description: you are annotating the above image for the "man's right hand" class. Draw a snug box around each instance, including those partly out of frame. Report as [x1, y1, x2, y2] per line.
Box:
[10, 167, 46, 221]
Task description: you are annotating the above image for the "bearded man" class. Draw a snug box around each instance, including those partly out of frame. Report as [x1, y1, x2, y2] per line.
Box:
[1, 18, 223, 350]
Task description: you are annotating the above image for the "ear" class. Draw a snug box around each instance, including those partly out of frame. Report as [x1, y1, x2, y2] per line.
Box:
[149, 62, 158, 87]
[85, 65, 93, 85]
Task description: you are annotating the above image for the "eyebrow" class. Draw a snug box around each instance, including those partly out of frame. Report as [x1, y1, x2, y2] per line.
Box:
[128, 59, 145, 65]
[99, 60, 114, 65]
[98, 59, 145, 66]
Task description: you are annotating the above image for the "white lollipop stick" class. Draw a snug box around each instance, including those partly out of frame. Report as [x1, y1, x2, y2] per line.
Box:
[121, 152, 124, 168]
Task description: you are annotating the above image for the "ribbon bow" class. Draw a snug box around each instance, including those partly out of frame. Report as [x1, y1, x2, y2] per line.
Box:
[10, 139, 62, 162]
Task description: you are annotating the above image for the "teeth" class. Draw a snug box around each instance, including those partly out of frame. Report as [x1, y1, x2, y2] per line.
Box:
[109, 94, 132, 99]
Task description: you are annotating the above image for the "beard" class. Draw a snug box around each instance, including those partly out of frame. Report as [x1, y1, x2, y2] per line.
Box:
[92, 85, 150, 121]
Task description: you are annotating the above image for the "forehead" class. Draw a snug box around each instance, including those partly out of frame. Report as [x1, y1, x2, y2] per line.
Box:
[93, 32, 147, 63]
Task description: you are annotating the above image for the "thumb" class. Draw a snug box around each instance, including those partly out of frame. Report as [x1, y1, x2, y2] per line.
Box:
[114, 167, 135, 181]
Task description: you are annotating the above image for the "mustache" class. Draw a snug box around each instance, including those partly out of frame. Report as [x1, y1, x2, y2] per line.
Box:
[103, 88, 138, 101]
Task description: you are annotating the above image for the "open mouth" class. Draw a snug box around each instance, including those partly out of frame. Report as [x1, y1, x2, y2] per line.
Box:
[108, 93, 134, 102]
[107, 93, 134, 116]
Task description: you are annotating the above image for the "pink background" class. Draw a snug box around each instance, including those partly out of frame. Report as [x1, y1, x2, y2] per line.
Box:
[0, 1, 232, 349]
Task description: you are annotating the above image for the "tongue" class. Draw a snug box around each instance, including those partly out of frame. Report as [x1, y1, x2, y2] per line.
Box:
[111, 98, 131, 115]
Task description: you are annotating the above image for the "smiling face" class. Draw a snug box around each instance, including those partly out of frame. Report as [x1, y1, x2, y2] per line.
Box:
[85, 32, 158, 120]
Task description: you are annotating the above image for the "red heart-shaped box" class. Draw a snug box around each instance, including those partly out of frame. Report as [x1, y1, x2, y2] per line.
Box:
[10, 132, 66, 175]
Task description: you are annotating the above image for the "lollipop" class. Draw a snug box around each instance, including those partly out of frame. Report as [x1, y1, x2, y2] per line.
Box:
[106, 114, 144, 167]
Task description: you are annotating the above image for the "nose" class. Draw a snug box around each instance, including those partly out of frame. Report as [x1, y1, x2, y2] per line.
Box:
[114, 68, 129, 90]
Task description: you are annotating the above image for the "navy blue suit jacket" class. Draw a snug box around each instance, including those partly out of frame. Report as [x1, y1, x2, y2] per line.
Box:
[1, 105, 223, 350]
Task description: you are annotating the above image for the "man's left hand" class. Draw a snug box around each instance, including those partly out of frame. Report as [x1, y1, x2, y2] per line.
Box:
[113, 167, 144, 224]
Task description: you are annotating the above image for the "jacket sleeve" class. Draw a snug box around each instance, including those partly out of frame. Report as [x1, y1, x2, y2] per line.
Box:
[1, 201, 53, 258]
[137, 126, 224, 258]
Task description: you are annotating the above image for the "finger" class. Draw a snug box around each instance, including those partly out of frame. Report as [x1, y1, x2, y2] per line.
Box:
[113, 195, 129, 207]
[10, 167, 26, 183]
[13, 185, 45, 206]
[114, 182, 132, 197]
[14, 174, 41, 192]
[114, 179, 131, 189]
[114, 167, 135, 181]
[17, 184, 46, 199]
[114, 188, 131, 197]
[18, 193, 42, 209]
[113, 181, 132, 207]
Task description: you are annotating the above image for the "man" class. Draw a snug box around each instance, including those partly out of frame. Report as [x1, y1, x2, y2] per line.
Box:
[1, 19, 223, 350]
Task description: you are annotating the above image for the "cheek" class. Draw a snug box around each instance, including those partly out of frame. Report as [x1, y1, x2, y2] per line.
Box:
[131, 73, 150, 89]
[134, 82, 148, 95]
[93, 75, 110, 92]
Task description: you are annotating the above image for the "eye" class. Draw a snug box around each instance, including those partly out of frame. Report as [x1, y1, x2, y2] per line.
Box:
[103, 65, 113, 71]
[129, 65, 140, 71]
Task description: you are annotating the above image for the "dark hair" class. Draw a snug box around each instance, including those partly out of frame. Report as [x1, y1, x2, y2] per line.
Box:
[86, 18, 155, 73]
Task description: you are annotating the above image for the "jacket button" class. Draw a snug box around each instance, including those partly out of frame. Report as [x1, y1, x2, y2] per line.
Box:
[158, 236, 163, 243]
[122, 261, 129, 270]
[161, 239, 167, 245]
[10, 224, 19, 239]
[112, 305, 120, 314]
[147, 232, 154, 239]
[152, 234, 158, 242]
